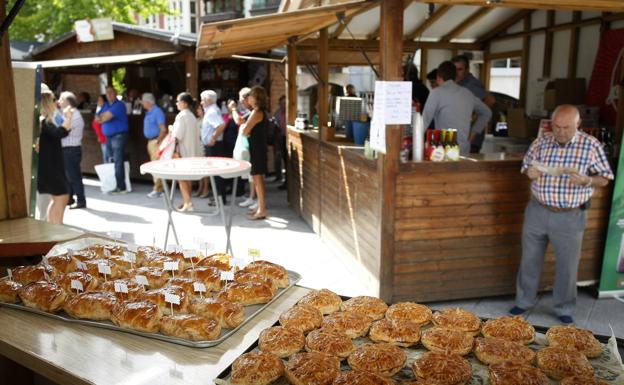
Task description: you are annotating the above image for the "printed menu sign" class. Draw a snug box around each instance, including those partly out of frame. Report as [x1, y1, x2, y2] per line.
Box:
[370, 81, 413, 153]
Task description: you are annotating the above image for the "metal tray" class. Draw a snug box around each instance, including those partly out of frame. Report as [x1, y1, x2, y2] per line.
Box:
[0, 270, 301, 348]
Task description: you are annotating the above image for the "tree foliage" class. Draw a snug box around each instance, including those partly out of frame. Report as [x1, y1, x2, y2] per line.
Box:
[8, 0, 173, 41]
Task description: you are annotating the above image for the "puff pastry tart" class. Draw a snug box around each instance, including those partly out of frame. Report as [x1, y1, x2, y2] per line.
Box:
[340, 296, 388, 321]
[84, 259, 122, 280]
[198, 253, 232, 271]
[165, 277, 199, 297]
[12, 265, 55, 285]
[85, 244, 125, 258]
[242, 260, 289, 288]
[369, 319, 421, 347]
[488, 361, 550, 385]
[143, 254, 187, 271]
[473, 337, 536, 365]
[235, 271, 277, 294]
[297, 288, 342, 315]
[45, 254, 78, 273]
[217, 281, 274, 306]
[412, 351, 472, 385]
[536, 346, 594, 380]
[231, 351, 285, 385]
[56, 271, 100, 294]
[180, 266, 222, 291]
[285, 352, 341, 385]
[188, 297, 224, 325]
[139, 285, 189, 315]
[279, 304, 323, 334]
[332, 370, 396, 385]
[305, 328, 355, 359]
[124, 266, 171, 289]
[135, 245, 163, 261]
[559, 375, 610, 385]
[385, 302, 432, 326]
[159, 313, 221, 341]
[348, 343, 406, 377]
[0, 280, 22, 303]
[71, 249, 98, 262]
[431, 308, 481, 335]
[99, 278, 146, 300]
[259, 325, 305, 358]
[111, 300, 162, 333]
[482, 316, 535, 345]
[546, 325, 603, 358]
[63, 291, 118, 320]
[321, 310, 373, 338]
[18, 281, 67, 312]
[421, 326, 474, 356]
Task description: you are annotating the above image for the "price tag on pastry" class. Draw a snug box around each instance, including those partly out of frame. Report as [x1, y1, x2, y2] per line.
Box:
[70, 279, 84, 292]
[134, 275, 149, 287]
[220, 270, 234, 281]
[248, 248, 261, 259]
[114, 281, 129, 293]
[126, 243, 138, 253]
[163, 261, 179, 271]
[98, 263, 112, 276]
[122, 251, 136, 263]
[76, 261, 88, 271]
[193, 282, 206, 293]
[67, 248, 74, 257]
[167, 244, 182, 253]
[231, 257, 246, 268]
[199, 242, 214, 252]
[164, 292, 181, 305]
[7, 268, 12, 280]
[103, 249, 111, 258]
[182, 249, 197, 259]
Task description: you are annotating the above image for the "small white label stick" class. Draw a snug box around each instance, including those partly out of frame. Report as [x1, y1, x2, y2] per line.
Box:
[70, 279, 84, 293]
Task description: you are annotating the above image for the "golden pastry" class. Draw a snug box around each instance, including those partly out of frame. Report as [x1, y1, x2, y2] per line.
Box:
[279, 304, 323, 334]
[305, 328, 354, 359]
[297, 288, 342, 315]
[63, 291, 118, 320]
[124, 266, 171, 289]
[18, 281, 67, 312]
[111, 300, 162, 333]
[235, 271, 277, 294]
[230, 351, 284, 385]
[45, 254, 78, 273]
[139, 285, 189, 315]
[347, 343, 406, 377]
[107, 255, 137, 271]
[285, 352, 340, 385]
[99, 278, 146, 300]
[473, 337, 536, 365]
[71, 249, 98, 262]
[421, 326, 474, 356]
[165, 277, 199, 296]
[218, 299, 245, 328]
[198, 253, 232, 271]
[83, 259, 122, 280]
[11, 265, 55, 285]
[385, 302, 432, 326]
[482, 316, 535, 345]
[217, 281, 274, 306]
[180, 266, 222, 291]
[242, 260, 289, 288]
[56, 271, 100, 294]
[369, 318, 421, 347]
[536, 346, 594, 380]
[259, 325, 305, 358]
[0, 280, 22, 303]
[431, 308, 481, 335]
[159, 313, 221, 341]
[412, 351, 471, 385]
[143, 254, 186, 271]
[559, 375, 610, 385]
[488, 361, 550, 385]
[546, 325, 603, 358]
[135, 245, 163, 262]
[85, 244, 125, 258]
[321, 310, 373, 338]
[332, 370, 396, 385]
[340, 296, 388, 320]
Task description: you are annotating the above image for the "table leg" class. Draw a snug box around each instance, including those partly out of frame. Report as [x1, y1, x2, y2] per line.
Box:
[225, 176, 238, 256]
[161, 179, 179, 248]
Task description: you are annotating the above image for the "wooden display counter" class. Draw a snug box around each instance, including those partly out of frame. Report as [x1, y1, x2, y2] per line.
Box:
[0, 218, 87, 258]
[287, 127, 613, 303]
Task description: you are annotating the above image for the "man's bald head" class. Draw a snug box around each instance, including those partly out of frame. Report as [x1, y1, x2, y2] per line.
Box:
[551, 104, 581, 145]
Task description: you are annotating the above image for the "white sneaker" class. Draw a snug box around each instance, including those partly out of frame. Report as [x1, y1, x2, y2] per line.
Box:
[147, 190, 163, 198]
[248, 202, 258, 211]
[239, 197, 255, 207]
[180, 202, 194, 212]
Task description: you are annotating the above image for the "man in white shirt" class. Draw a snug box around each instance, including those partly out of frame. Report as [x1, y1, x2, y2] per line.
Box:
[200, 90, 227, 203]
[59, 91, 86, 209]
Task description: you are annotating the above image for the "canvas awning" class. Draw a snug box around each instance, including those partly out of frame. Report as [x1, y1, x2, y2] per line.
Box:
[15, 51, 179, 68]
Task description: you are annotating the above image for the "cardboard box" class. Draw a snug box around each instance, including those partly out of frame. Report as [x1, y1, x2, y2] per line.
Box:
[507, 108, 540, 138]
[543, 78, 586, 110]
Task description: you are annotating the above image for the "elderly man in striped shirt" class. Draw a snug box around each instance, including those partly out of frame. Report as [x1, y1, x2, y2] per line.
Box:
[510, 105, 613, 324]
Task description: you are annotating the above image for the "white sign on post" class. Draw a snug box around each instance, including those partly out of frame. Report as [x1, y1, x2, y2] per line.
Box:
[370, 81, 413, 153]
[220, 270, 234, 281]
[193, 282, 206, 293]
[135, 275, 149, 287]
[114, 282, 129, 293]
[163, 261, 179, 271]
[98, 263, 112, 276]
[76, 261, 88, 271]
[70, 279, 84, 292]
[164, 293, 181, 305]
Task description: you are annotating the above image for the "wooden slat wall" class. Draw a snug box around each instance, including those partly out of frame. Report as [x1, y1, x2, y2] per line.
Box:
[287, 129, 321, 232]
[393, 160, 612, 303]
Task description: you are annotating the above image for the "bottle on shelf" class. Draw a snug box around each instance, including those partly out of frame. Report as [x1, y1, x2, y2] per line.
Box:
[445, 129, 460, 161]
[424, 129, 434, 161]
[430, 129, 445, 162]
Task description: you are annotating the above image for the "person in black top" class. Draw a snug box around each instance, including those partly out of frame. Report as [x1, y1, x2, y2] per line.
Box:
[38, 91, 71, 224]
[404, 63, 429, 107]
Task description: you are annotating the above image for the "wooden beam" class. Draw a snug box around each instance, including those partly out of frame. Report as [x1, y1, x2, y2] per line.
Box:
[318, 28, 330, 141]
[478, 9, 533, 43]
[542, 10, 554, 78]
[333, 0, 380, 39]
[567, 11, 581, 78]
[286, 44, 298, 126]
[297, 38, 483, 52]
[0, 0, 28, 219]
[422, 0, 624, 12]
[442, 7, 491, 42]
[519, 16, 531, 107]
[406, 5, 452, 41]
[368, 0, 411, 39]
[486, 50, 524, 61]
[420, 48, 428, 82]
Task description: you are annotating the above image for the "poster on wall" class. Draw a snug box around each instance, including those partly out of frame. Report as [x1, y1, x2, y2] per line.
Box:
[369, 81, 412, 153]
[599, 135, 624, 298]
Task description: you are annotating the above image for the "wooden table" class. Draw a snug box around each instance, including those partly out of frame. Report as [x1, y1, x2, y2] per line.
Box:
[0, 218, 87, 258]
[0, 286, 311, 385]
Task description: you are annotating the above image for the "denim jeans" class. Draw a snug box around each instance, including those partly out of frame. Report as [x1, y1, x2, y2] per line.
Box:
[101, 143, 110, 164]
[62, 146, 86, 205]
[105, 132, 128, 191]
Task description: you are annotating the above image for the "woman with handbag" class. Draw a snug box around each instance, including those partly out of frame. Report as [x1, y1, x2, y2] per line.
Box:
[171, 92, 200, 211]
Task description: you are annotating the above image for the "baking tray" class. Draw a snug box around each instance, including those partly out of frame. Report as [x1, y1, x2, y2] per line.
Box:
[0, 270, 301, 348]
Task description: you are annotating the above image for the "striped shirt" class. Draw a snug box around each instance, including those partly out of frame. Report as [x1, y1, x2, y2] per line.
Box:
[61, 109, 84, 147]
[521, 131, 613, 208]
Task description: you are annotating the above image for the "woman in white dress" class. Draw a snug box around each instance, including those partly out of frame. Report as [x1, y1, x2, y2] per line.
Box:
[172, 92, 200, 211]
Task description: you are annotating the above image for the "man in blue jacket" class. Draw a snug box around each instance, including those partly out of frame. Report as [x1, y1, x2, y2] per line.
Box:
[95, 86, 129, 194]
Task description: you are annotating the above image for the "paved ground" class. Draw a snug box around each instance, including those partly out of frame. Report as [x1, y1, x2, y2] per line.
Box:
[64, 176, 624, 341]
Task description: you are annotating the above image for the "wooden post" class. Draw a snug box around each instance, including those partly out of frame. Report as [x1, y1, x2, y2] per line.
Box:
[378, 0, 403, 302]
[542, 10, 554, 78]
[420, 48, 428, 83]
[185, 49, 198, 97]
[0, 1, 27, 219]
[568, 11, 581, 78]
[286, 44, 298, 126]
[318, 27, 331, 141]
[519, 16, 531, 108]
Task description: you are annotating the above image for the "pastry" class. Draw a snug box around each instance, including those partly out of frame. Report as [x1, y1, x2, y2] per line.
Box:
[165, 277, 199, 296]
[412, 351, 471, 385]
[0, 280, 22, 303]
[180, 266, 222, 291]
[188, 297, 225, 324]
[139, 285, 189, 315]
[488, 361, 550, 385]
[111, 300, 162, 333]
[217, 281, 274, 306]
[332, 371, 396, 385]
[86, 244, 125, 258]
[536, 346, 594, 380]
[83, 259, 122, 280]
[218, 299, 245, 328]
[63, 291, 118, 320]
[340, 296, 388, 320]
[124, 266, 171, 289]
[321, 310, 373, 338]
[474, 337, 536, 365]
[71, 249, 98, 261]
[482, 316, 535, 345]
[385, 302, 432, 326]
[234, 271, 277, 294]
[546, 325, 603, 358]
[421, 326, 474, 356]
[99, 278, 146, 300]
[305, 328, 354, 359]
[107, 255, 138, 271]
[297, 288, 342, 314]
[560, 375, 610, 385]
[135, 246, 163, 262]
[242, 260, 289, 288]
[198, 253, 232, 271]
[431, 308, 481, 335]
[159, 313, 221, 341]
[18, 281, 67, 312]
[285, 352, 340, 385]
[369, 318, 421, 347]
[45, 254, 78, 273]
[347, 343, 406, 377]
[259, 325, 305, 358]
[230, 351, 284, 385]
[11, 265, 55, 285]
[56, 271, 99, 294]
[143, 254, 186, 271]
[279, 304, 323, 334]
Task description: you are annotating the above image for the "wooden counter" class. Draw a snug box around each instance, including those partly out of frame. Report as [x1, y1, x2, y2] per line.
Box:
[0, 218, 87, 258]
[0, 285, 311, 385]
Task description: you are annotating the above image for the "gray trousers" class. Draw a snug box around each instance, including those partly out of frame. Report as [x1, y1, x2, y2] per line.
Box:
[515, 198, 587, 316]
